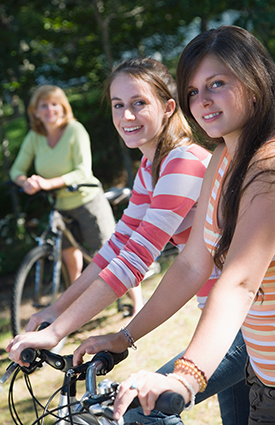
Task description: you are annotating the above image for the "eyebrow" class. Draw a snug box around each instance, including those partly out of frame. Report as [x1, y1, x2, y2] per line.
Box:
[111, 94, 143, 101]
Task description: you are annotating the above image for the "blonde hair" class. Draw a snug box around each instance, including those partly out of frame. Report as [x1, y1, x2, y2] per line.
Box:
[27, 85, 74, 135]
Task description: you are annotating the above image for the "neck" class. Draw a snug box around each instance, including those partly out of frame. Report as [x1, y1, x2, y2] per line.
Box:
[224, 136, 239, 159]
[46, 124, 66, 147]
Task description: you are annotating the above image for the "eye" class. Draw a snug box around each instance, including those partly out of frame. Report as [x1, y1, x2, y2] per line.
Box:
[113, 102, 124, 109]
[211, 80, 223, 89]
[188, 89, 198, 97]
[134, 99, 146, 106]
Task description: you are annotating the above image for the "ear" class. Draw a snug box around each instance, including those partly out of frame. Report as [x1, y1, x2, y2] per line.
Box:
[164, 99, 176, 118]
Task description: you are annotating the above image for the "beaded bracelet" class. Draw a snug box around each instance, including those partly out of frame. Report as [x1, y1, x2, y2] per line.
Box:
[166, 373, 195, 410]
[174, 356, 208, 393]
[120, 327, 137, 350]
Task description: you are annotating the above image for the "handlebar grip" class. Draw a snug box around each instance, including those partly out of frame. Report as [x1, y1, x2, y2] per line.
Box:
[110, 350, 129, 365]
[37, 322, 51, 331]
[154, 391, 185, 415]
[21, 348, 37, 364]
[91, 350, 129, 374]
[20, 323, 49, 363]
[128, 391, 185, 415]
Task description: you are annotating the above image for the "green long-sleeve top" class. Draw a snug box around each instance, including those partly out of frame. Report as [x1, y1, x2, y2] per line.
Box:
[10, 120, 100, 210]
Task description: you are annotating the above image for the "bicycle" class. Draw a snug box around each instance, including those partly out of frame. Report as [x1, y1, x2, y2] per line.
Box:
[10, 183, 133, 337]
[1, 347, 185, 425]
[9, 183, 179, 337]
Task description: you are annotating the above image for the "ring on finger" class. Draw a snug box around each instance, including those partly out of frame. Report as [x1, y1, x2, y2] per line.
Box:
[130, 381, 141, 391]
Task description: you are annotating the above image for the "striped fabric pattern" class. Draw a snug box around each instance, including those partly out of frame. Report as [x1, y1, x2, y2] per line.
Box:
[204, 146, 275, 387]
[93, 144, 211, 297]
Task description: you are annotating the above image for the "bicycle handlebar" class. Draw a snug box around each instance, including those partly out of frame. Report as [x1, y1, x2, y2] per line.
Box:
[20, 347, 129, 375]
[19, 347, 185, 415]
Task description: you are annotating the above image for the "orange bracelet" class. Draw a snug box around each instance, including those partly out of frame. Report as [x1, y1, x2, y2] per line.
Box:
[174, 356, 208, 393]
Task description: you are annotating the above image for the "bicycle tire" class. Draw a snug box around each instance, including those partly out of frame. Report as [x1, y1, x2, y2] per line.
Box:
[11, 245, 70, 336]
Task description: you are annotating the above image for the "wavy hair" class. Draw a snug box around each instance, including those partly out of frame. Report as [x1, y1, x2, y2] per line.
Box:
[103, 57, 194, 186]
[27, 85, 74, 136]
[177, 25, 275, 270]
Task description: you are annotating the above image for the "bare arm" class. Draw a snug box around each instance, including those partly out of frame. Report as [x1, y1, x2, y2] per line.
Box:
[182, 173, 275, 381]
[7, 272, 118, 364]
[25, 261, 103, 331]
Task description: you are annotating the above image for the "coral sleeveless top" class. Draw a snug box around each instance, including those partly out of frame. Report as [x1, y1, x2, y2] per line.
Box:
[204, 146, 275, 386]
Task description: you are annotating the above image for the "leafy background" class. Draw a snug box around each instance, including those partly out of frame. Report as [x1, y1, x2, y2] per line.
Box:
[1, 0, 275, 275]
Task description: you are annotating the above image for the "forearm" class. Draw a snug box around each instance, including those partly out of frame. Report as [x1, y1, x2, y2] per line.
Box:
[50, 261, 102, 315]
[127, 253, 209, 342]
[183, 277, 254, 381]
[47, 176, 65, 189]
[50, 276, 118, 340]
[33, 175, 65, 191]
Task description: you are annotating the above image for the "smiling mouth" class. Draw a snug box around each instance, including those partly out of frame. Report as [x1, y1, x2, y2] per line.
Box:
[123, 126, 142, 133]
[203, 112, 221, 120]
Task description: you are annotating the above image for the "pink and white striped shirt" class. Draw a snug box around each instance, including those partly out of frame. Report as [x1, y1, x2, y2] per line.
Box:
[93, 144, 212, 297]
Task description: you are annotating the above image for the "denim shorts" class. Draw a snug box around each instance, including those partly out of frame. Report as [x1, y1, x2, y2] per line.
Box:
[246, 359, 275, 424]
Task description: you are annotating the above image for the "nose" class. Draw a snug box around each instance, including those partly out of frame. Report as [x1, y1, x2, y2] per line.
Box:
[123, 108, 135, 120]
[46, 104, 53, 112]
[198, 90, 213, 107]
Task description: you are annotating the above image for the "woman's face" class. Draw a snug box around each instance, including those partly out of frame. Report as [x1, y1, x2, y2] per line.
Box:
[110, 73, 172, 160]
[188, 54, 253, 147]
[35, 95, 65, 128]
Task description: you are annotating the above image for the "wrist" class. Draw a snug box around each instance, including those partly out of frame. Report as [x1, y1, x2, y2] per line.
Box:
[119, 327, 137, 350]
[174, 356, 208, 393]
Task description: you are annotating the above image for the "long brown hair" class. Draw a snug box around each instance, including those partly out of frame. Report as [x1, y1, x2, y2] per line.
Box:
[103, 57, 194, 186]
[28, 85, 74, 136]
[177, 26, 275, 270]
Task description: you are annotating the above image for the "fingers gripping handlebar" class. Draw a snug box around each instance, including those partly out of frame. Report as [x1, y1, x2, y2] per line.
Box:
[20, 347, 129, 375]
[19, 348, 185, 415]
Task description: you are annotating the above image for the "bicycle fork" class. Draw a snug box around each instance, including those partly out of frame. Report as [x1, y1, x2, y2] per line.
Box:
[58, 372, 98, 425]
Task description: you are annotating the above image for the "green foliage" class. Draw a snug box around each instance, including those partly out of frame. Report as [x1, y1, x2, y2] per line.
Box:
[1, 0, 275, 274]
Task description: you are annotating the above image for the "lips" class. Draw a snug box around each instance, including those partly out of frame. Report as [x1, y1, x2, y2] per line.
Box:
[203, 112, 221, 120]
[123, 126, 142, 133]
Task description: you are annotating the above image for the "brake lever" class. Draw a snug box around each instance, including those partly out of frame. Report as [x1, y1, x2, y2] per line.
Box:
[0, 362, 19, 384]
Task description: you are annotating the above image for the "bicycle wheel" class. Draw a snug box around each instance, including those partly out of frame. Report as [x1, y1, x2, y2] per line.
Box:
[11, 245, 70, 336]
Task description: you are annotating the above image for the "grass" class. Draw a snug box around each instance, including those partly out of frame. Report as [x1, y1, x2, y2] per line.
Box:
[0, 270, 222, 425]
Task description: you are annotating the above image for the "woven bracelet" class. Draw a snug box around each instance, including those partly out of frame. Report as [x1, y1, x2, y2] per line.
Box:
[120, 327, 137, 350]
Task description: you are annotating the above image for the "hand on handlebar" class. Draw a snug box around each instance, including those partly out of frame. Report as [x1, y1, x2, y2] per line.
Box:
[25, 305, 58, 332]
[22, 175, 41, 195]
[30, 175, 54, 191]
[73, 331, 128, 366]
[113, 370, 190, 420]
[6, 327, 59, 366]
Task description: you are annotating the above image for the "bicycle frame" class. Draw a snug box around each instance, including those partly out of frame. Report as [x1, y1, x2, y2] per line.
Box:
[33, 196, 94, 308]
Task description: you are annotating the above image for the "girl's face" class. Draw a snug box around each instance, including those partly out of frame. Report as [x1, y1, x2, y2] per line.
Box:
[188, 54, 253, 147]
[110, 74, 173, 160]
[36, 96, 64, 128]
